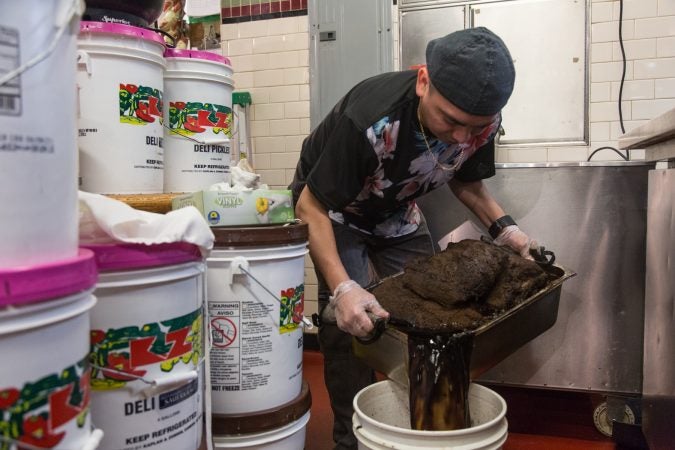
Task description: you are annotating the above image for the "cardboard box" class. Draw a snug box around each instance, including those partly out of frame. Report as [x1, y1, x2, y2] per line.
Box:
[172, 189, 295, 226]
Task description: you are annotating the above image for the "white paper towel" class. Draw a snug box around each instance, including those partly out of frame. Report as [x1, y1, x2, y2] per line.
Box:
[79, 191, 215, 255]
[207, 158, 267, 192]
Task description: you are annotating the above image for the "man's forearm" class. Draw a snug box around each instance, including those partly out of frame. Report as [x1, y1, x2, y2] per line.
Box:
[448, 179, 505, 227]
[295, 186, 350, 293]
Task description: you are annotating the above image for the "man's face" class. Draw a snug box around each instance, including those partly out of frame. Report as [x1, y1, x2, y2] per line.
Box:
[415, 68, 498, 145]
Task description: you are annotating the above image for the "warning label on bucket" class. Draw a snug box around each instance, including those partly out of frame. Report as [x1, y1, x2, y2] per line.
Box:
[209, 300, 276, 392]
[211, 316, 237, 348]
[209, 302, 241, 386]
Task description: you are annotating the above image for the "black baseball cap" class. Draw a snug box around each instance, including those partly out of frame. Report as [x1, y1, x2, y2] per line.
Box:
[426, 27, 515, 116]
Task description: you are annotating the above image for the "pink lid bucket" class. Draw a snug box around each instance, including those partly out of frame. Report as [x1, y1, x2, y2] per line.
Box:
[79, 21, 165, 46]
[84, 242, 202, 272]
[164, 48, 231, 66]
[0, 249, 98, 308]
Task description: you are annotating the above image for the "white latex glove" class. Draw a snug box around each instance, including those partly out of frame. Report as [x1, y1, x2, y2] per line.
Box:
[493, 225, 537, 260]
[329, 280, 390, 337]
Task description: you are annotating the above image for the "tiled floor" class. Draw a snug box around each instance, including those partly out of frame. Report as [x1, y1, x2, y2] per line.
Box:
[303, 350, 617, 450]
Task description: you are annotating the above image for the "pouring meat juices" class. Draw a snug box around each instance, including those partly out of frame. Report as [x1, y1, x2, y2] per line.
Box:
[354, 239, 574, 431]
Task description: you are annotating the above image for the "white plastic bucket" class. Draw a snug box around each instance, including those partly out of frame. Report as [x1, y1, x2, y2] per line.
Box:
[353, 380, 508, 450]
[77, 21, 166, 194]
[206, 224, 309, 415]
[212, 380, 311, 450]
[163, 48, 234, 193]
[0, 0, 81, 267]
[87, 243, 206, 450]
[0, 250, 100, 450]
[213, 411, 310, 450]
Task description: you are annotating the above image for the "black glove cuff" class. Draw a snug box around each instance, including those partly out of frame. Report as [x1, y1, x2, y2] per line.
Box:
[488, 215, 517, 239]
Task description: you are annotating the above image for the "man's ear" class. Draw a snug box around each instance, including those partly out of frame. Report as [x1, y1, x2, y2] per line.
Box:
[415, 66, 430, 97]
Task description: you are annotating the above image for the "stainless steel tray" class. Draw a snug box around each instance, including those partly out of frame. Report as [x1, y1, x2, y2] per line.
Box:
[353, 264, 576, 387]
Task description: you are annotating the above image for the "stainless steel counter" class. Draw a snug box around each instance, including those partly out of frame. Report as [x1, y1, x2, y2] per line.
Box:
[617, 106, 675, 448]
[641, 168, 675, 450]
[417, 161, 654, 394]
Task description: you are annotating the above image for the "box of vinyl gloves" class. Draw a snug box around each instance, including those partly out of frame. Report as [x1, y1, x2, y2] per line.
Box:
[173, 161, 296, 226]
[172, 189, 295, 226]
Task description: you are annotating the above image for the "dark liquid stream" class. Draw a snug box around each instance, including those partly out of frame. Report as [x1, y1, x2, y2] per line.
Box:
[407, 332, 473, 430]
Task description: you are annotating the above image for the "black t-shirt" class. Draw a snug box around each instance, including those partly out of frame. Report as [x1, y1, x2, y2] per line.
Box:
[290, 70, 498, 237]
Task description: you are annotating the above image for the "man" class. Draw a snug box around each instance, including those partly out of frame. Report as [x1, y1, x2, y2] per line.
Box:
[290, 27, 536, 449]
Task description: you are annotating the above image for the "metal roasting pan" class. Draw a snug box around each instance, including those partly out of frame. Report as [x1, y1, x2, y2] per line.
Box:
[353, 264, 576, 388]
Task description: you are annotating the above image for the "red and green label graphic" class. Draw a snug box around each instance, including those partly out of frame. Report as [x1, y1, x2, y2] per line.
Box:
[90, 308, 202, 390]
[119, 84, 164, 125]
[168, 101, 232, 137]
[279, 284, 304, 334]
[0, 357, 91, 450]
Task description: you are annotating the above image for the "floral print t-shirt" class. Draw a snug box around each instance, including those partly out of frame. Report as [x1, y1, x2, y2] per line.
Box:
[290, 70, 499, 238]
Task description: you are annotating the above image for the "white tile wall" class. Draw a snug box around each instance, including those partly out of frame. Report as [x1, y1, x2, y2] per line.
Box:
[221, 16, 317, 319]
[656, 77, 675, 97]
[620, 0, 658, 20]
[592, 2, 613, 23]
[657, 36, 675, 57]
[613, 39, 657, 60]
[488, 2, 663, 164]
[660, 0, 675, 16]
[590, 121, 611, 141]
[579, 0, 675, 164]
[221, 1, 675, 320]
[592, 42, 614, 62]
[547, 146, 592, 162]
[610, 79, 654, 100]
[591, 82, 612, 101]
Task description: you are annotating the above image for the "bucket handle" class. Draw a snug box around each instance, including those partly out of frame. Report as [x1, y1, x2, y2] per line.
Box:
[81, 429, 105, 450]
[229, 256, 314, 330]
[0, 0, 85, 86]
[0, 427, 103, 450]
[77, 50, 93, 75]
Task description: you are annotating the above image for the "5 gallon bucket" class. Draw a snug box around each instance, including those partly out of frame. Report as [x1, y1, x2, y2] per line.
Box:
[213, 381, 311, 449]
[353, 380, 508, 450]
[0, 0, 82, 267]
[163, 48, 234, 193]
[77, 21, 166, 194]
[207, 224, 309, 415]
[0, 250, 100, 450]
[86, 243, 206, 450]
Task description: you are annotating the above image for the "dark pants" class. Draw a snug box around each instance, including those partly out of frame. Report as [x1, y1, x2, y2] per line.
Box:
[316, 219, 435, 449]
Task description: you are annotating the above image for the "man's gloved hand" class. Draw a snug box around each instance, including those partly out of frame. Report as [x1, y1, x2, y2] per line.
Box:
[493, 225, 538, 260]
[329, 280, 390, 337]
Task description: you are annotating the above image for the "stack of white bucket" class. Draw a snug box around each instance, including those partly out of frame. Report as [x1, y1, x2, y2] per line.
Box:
[77, 23, 235, 194]
[207, 225, 312, 449]
[74, 17, 239, 450]
[84, 242, 207, 450]
[0, 1, 101, 449]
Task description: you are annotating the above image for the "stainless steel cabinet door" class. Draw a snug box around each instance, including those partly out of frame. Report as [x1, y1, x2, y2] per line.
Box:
[471, 0, 587, 144]
[400, 5, 465, 70]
